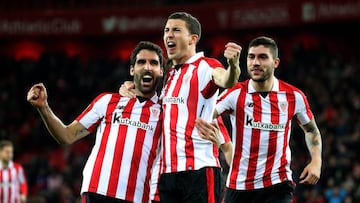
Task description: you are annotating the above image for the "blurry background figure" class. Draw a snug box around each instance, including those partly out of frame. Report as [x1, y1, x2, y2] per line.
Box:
[0, 140, 28, 203]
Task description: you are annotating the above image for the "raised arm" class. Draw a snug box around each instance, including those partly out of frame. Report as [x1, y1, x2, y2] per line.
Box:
[27, 83, 89, 145]
[299, 119, 322, 185]
[212, 42, 241, 88]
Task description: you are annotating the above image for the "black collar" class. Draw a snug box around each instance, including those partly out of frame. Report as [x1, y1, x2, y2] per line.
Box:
[137, 96, 148, 103]
[258, 92, 269, 98]
[174, 64, 182, 70]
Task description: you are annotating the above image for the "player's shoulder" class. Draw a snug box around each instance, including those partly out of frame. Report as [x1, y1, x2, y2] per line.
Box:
[201, 56, 223, 68]
[89, 92, 123, 105]
[12, 162, 24, 169]
[218, 80, 247, 99]
[96, 92, 120, 99]
[229, 80, 248, 91]
[278, 80, 305, 94]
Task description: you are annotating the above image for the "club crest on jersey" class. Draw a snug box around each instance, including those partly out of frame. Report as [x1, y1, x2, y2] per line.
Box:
[279, 102, 288, 112]
[150, 107, 160, 117]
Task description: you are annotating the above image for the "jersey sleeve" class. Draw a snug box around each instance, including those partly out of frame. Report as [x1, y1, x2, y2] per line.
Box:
[18, 165, 28, 196]
[199, 58, 223, 99]
[294, 90, 314, 125]
[214, 116, 231, 145]
[76, 93, 114, 132]
[216, 88, 239, 116]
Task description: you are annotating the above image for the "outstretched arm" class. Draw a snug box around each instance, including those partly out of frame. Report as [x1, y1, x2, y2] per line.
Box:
[299, 119, 322, 185]
[27, 83, 89, 145]
[212, 42, 241, 88]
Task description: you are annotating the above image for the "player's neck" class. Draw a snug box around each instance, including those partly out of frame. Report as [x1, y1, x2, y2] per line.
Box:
[1, 160, 9, 169]
[251, 77, 274, 92]
[135, 90, 156, 100]
[172, 49, 196, 65]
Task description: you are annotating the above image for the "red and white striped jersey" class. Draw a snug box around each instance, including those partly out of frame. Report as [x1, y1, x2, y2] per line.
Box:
[76, 93, 162, 203]
[150, 116, 231, 201]
[0, 161, 28, 203]
[216, 78, 313, 190]
[160, 52, 225, 173]
[149, 153, 161, 202]
[214, 116, 232, 145]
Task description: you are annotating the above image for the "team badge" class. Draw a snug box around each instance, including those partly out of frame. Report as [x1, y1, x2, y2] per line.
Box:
[150, 107, 160, 117]
[279, 102, 288, 112]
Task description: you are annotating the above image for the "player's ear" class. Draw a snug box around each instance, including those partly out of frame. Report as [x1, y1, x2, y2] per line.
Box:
[160, 67, 164, 76]
[274, 58, 280, 69]
[130, 65, 135, 76]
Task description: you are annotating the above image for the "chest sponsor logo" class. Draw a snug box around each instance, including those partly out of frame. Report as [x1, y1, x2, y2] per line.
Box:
[162, 96, 185, 104]
[245, 114, 285, 131]
[112, 112, 154, 132]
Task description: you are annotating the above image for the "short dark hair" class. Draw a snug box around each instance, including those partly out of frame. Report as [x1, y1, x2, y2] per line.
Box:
[130, 41, 164, 67]
[168, 12, 201, 43]
[249, 36, 278, 59]
[0, 140, 13, 150]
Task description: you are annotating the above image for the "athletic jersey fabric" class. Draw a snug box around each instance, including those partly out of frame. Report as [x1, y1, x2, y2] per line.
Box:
[76, 93, 162, 203]
[216, 78, 313, 190]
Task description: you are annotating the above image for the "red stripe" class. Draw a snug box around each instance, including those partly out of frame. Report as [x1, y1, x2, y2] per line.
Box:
[126, 100, 151, 200]
[279, 81, 295, 181]
[262, 92, 279, 187]
[170, 104, 179, 172]
[169, 66, 187, 171]
[217, 116, 231, 142]
[229, 83, 247, 188]
[161, 117, 167, 174]
[280, 91, 295, 181]
[163, 67, 178, 172]
[88, 95, 119, 193]
[76, 93, 105, 132]
[81, 194, 86, 203]
[245, 94, 261, 190]
[206, 168, 215, 203]
[76, 100, 95, 120]
[107, 98, 136, 196]
[184, 66, 198, 170]
[8, 168, 12, 203]
[142, 116, 162, 202]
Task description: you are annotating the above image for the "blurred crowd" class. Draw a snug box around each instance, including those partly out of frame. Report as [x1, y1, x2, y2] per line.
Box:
[1, 36, 360, 203]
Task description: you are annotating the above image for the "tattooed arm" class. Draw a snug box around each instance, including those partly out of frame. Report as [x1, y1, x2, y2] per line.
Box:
[27, 83, 89, 145]
[299, 119, 322, 185]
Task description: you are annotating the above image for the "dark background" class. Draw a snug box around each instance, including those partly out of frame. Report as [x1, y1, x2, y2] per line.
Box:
[0, 0, 359, 202]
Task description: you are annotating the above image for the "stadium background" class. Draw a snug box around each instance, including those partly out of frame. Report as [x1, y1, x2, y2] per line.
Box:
[1, 0, 359, 202]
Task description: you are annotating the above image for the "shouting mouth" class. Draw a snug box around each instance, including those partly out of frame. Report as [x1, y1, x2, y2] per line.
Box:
[142, 74, 153, 87]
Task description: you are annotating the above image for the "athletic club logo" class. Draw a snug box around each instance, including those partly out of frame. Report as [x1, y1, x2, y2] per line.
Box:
[279, 102, 287, 112]
[150, 107, 160, 117]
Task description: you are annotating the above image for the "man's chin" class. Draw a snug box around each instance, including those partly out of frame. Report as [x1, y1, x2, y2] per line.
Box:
[139, 87, 155, 95]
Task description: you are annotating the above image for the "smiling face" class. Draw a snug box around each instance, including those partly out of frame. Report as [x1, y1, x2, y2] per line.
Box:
[130, 49, 163, 98]
[163, 19, 198, 65]
[247, 45, 280, 82]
